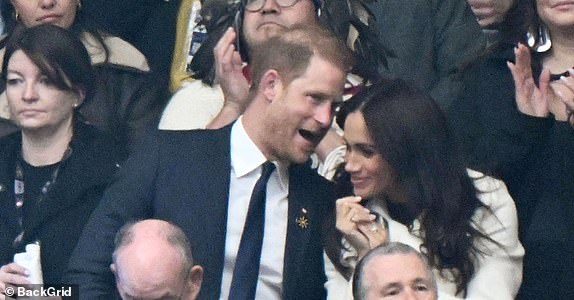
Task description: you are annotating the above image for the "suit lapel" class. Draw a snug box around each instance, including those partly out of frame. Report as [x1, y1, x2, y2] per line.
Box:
[283, 164, 318, 296]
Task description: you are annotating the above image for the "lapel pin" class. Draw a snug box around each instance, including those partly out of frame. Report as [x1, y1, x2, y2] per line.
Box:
[0, 184, 5, 192]
[296, 208, 309, 229]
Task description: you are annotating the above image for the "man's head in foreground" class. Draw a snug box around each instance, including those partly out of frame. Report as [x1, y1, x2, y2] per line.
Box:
[111, 219, 204, 300]
[353, 242, 438, 300]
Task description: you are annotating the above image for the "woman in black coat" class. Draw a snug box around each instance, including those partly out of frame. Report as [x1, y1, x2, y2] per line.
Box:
[0, 0, 168, 153]
[0, 25, 122, 289]
[449, 1, 574, 298]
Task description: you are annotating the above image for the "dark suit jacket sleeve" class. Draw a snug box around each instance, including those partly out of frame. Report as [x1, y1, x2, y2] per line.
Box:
[62, 132, 160, 298]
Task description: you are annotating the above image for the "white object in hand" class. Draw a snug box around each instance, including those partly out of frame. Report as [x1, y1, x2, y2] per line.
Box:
[13, 243, 43, 284]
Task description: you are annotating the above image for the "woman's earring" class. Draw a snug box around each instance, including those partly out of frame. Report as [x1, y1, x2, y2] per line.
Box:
[14, 10, 19, 20]
[77, 0, 82, 10]
[527, 23, 552, 53]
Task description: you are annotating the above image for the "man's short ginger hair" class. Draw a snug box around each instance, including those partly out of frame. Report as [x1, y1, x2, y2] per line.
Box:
[249, 24, 353, 90]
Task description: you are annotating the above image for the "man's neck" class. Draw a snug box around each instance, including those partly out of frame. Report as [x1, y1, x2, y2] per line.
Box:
[242, 103, 278, 162]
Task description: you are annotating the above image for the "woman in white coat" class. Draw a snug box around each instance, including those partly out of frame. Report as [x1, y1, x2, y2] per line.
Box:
[324, 79, 524, 300]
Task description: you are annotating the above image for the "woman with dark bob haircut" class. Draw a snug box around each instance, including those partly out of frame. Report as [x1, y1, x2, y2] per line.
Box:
[323, 79, 524, 299]
[0, 0, 166, 154]
[0, 25, 123, 290]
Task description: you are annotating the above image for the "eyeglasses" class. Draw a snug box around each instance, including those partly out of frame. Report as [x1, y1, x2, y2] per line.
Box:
[244, 0, 302, 12]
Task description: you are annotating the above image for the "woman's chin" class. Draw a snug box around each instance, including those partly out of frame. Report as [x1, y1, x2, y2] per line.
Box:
[352, 188, 373, 199]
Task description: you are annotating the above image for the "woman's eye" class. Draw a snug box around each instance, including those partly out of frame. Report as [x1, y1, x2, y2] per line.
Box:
[358, 146, 377, 158]
[6, 78, 22, 86]
[39, 76, 54, 86]
[362, 149, 375, 157]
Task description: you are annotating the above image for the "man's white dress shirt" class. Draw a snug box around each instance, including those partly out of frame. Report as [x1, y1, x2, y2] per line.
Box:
[220, 117, 290, 299]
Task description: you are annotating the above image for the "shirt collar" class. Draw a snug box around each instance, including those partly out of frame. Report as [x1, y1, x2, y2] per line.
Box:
[230, 117, 289, 189]
[231, 116, 267, 178]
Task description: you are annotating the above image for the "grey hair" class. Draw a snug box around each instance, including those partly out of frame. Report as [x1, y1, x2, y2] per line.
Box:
[352, 242, 437, 300]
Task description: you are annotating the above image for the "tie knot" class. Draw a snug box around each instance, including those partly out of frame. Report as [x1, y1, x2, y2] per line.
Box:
[261, 161, 276, 179]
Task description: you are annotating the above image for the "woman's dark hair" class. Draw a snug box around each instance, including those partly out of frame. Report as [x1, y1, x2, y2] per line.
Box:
[0, 1, 109, 61]
[335, 78, 495, 294]
[491, 0, 534, 49]
[2, 24, 96, 101]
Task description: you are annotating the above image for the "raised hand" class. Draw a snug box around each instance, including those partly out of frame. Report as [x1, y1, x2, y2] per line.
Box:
[507, 43, 551, 118]
[214, 27, 250, 113]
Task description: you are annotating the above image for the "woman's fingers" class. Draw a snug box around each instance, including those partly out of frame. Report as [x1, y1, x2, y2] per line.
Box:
[356, 220, 389, 259]
[0, 263, 31, 291]
[508, 44, 550, 117]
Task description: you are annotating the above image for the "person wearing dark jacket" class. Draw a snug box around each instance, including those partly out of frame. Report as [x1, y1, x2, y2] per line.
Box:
[0, 25, 122, 291]
[449, 1, 574, 298]
[64, 25, 350, 299]
[367, 0, 486, 111]
[0, 0, 168, 154]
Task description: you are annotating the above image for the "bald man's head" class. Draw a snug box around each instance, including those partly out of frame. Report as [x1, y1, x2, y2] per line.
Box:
[111, 220, 203, 300]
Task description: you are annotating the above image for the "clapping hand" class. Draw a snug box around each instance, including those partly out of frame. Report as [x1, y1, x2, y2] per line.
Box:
[507, 44, 551, 118]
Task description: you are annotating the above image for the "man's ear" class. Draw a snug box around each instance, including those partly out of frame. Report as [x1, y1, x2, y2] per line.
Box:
[187, 265, 204, 299]
[260, 70, 282, 103]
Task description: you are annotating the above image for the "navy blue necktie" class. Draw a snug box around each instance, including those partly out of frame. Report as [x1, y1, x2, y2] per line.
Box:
[229, 161, 276, 300]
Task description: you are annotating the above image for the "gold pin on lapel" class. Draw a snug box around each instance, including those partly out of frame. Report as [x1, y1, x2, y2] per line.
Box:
[296, 208, 309, 229]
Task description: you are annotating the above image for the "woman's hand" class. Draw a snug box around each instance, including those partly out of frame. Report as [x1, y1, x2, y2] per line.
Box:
[335, 196, 388, 259]
[508, 44, 574, 125]
[554, 69, 574, 127]
[0, 263, 30, 299]
[507, 44, 552, 118]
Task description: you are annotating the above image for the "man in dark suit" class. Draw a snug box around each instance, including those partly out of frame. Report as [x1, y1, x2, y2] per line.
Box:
[64, 24, 351, 299]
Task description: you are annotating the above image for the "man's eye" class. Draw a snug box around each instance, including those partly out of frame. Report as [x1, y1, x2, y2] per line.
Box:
[384, 289, 400, 296]
[308, 93, 329, 105]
